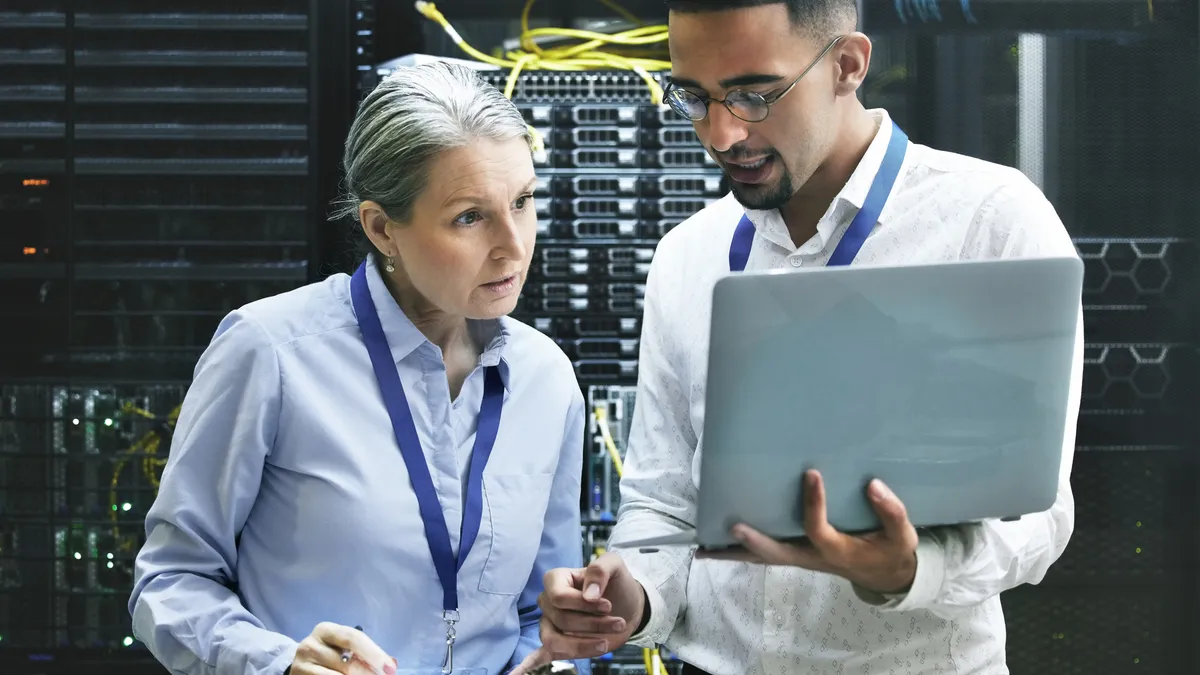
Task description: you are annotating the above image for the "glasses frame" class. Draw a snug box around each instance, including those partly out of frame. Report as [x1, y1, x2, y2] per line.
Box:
[664, 35, 845, 123]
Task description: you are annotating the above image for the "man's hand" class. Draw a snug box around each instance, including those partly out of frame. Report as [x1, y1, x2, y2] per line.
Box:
[508, 553, 645, 675]
[696, 470, 919, 594]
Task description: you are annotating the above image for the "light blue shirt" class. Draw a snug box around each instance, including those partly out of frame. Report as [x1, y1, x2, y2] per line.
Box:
[130, 258, 586, 675]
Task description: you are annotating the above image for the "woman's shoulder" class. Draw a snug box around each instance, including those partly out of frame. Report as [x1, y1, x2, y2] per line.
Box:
[225, 273, 356, 347]
[498, 317, 578, 388]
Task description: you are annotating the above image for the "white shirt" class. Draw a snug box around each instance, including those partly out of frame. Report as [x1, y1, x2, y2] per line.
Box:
[607, 109, 1083, 675]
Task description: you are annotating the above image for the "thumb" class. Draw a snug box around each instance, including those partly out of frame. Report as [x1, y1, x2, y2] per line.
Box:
[581, 552, 625, 601]
[868, 479, 917, 547]
[508, 647, 548, 675]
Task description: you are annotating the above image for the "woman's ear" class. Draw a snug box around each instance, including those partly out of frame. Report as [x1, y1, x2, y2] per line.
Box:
[359, 201, 396, 257]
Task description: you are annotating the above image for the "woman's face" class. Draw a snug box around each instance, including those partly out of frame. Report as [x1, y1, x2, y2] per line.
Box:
[361, 137, 538, 320]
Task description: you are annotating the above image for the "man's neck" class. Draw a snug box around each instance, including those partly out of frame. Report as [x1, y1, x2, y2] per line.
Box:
[780, 109, 881, 247]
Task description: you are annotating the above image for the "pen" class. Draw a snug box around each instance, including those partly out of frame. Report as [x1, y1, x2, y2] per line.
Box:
[340, 625, 365, 665]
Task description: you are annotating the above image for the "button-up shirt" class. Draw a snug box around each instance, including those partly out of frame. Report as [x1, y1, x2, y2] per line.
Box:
[130, 257, 586, 675]
[609, 109, 1083, 675]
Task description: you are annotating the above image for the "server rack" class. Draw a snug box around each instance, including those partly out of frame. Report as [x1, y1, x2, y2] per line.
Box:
[0, 2, 345, 671]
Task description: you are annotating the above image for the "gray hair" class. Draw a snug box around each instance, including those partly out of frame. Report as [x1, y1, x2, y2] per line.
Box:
[331, 61, 533, 226]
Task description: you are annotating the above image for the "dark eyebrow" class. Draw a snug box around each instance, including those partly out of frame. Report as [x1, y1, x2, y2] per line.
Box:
[670, 73, 786, 92]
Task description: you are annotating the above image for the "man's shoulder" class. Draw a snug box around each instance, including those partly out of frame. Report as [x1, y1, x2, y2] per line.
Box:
[908, 145, 1072, 258]
[910, 143, 1041, 202]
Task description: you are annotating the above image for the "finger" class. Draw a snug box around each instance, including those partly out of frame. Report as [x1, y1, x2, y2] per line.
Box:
[507, 647, 549, 675]
[312, 623, 395, 675]
[802, 470, 852, 558]
[693, 546, 764, 564]
[292, 638, 349, 675]
[867, 479, 919, 549]
[728, 525, 794, 565]
[540, 617, 613, 661]
[547, 608, 627, 635]
[540, 584, 612, 618]
[580, 552, 625, 602]
[543, 568, 612, 615]
[288, 661, 344, 675]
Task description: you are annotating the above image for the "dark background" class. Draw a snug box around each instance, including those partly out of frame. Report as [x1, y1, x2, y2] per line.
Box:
[1, 0, 1198, 673]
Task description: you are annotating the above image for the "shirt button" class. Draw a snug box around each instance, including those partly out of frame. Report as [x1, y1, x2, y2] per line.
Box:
[774, 611, 786, 625]
[789, 257, 802, 267]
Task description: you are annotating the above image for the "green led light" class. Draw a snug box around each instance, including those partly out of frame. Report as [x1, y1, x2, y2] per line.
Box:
[122, 502, 132, 512]
[107, 562, 114, 569]
[112, 504, 118, 511]
[73, 552, 81, 560]
[123, 637, 134, 647]
[107, 552, 114, 560]
[104, 418, 113, 426]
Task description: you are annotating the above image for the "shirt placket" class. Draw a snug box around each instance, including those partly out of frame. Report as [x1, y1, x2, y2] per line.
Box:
[760, 566, 793, 675]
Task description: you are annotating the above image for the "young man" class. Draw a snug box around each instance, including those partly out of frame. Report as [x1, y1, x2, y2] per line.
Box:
[515, 1, 1083, 673]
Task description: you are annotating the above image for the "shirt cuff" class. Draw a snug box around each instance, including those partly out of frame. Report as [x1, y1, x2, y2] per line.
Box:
[852, 532, 947, 612]
[624, 564, 672, 648]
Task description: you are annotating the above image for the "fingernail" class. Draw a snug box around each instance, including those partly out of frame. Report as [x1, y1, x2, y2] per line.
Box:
[613, 618, 626, 631]
[732, 526, 747, 542]
[584, 583, 600, 600]
[871, 479, 893, 501]
[391, 657, 398, 667]
[384, 662, 397, 675]
[595, 641, 609, 654]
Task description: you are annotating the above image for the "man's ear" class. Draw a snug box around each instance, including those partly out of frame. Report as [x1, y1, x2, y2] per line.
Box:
[833, 32, 872, 97]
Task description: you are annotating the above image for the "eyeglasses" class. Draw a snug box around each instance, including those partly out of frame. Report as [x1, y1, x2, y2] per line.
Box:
[663, 36, 844, 123]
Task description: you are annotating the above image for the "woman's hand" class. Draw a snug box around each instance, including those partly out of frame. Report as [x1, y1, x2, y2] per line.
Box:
[289, 622, 398, 675]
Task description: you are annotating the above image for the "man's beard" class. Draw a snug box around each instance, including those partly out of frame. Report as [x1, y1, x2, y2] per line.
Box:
[727, 165, 795, 211]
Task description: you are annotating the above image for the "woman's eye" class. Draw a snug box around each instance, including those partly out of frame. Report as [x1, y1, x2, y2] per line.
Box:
[454, 211, 482, 226]
[514, 194, 533, 210]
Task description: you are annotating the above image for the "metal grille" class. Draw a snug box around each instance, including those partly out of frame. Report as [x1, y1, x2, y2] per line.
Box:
[1003, 585, 1164, 675]
[0, 382, 187, 650]
[0, 1, 314, 381]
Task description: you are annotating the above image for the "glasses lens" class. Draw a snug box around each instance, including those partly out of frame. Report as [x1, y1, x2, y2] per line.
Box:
[725, 92, 770, 122]
[666, 89, 707, 120]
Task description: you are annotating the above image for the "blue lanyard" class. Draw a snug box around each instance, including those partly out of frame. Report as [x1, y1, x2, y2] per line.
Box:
[728, 122, 909, 272]
[350, 262, 505, 674]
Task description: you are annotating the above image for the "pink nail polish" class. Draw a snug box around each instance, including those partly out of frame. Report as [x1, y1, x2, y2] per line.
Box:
[384, 661, 397, 675]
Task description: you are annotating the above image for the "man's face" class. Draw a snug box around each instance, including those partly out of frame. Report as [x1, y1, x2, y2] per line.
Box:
[667, 5, 841, 210]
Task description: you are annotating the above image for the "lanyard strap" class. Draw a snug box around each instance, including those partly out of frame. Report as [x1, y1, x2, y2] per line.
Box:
[350, 262, 505, 614]
[728, 122, 909, 272]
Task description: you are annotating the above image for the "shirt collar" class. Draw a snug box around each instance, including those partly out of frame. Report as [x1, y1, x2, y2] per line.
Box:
[743, 108, 901, 250]
[361, 256, 512, 390]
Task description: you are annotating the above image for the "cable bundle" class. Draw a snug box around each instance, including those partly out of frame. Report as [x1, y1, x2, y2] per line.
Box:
[415, 0, 670, 104]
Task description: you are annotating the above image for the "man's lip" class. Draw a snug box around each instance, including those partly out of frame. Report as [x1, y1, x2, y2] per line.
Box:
[723, 156, 771, 167]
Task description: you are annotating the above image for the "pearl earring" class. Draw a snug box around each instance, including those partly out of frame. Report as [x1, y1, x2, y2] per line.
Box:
[384, 256, 395, 273]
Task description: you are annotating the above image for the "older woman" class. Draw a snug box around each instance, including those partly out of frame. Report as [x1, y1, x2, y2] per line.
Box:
[128, 62, 600, 675]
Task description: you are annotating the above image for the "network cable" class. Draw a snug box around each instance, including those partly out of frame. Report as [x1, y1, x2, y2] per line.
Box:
[415, 0, 670, 105]
[107, 402, 179, 549]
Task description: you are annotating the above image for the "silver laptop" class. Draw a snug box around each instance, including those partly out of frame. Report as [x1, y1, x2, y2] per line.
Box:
[620, 256, 1083, 551]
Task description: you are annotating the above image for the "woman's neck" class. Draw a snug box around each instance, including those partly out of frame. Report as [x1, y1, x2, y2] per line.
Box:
[382, 268, 479, 398]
